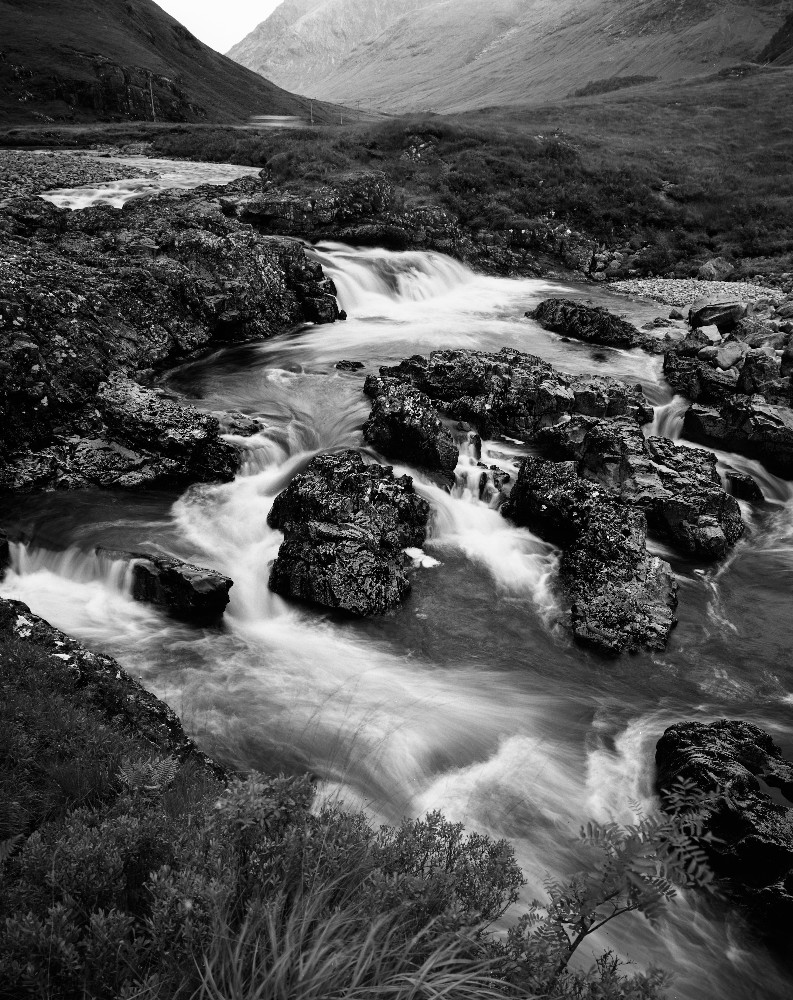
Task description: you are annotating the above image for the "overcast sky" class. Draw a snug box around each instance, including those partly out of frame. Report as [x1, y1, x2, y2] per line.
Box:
[154, 1, 284, 53]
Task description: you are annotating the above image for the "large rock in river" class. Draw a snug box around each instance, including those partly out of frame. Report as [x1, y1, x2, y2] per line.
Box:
[684, 396, 793, 479]
[363, 375, 458, 474]
[529, 298, 640, 348]
[656, 719, 793, 953]
[537, 415, 743, 560]
[267, 451, 430, 616]
[380, 348, 652, 439]
[502, 458, 677, 655]
[96, 547, 232, 622]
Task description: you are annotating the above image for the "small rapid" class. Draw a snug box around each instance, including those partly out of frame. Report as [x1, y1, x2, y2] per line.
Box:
[2, 238, 792, 1000]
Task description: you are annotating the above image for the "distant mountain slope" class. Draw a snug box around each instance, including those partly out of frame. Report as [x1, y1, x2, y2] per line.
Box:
[0, 0, 335, 125]
[229, 0, 790, 111]
[759, 10, 793, 65]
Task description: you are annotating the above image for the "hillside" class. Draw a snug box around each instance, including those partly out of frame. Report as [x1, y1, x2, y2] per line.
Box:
[0, 0, 339, 125]
[228, 0, 790, 112]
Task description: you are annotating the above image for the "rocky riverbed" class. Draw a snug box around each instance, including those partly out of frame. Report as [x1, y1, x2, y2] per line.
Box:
[0, 148, 155, 197]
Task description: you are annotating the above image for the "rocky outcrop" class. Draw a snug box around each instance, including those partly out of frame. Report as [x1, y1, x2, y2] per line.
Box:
[363, 375, 458, 474]
[684, 397, 793, 479]
[502, 458, 677, 655]
[239, 172, 392, 235]
[0, 596, 222, 775]
[656, 719, 793, 953]
[688, 300, 747, 333]
[267, 451, 430, 616]
[537, 415, 743, 560]
[529, 298, 640, 348]
[378, 348, 653, 439]
[663, 354, 740, 405]
[0, 187, 339, 491]
[97, 548, 232, 622]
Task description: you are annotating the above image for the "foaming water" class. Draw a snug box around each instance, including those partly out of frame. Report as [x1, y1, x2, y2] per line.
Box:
[41, 156, 261, 210]
[2, 241, 793, 1000]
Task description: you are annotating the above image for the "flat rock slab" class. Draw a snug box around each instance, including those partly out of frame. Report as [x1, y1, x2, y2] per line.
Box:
[380, 347, 652, 439]
[529, 298, 640, 348]
[267, 450, 430, 616]
[656, 719, 793, 953]
[502, 457, 677, 656]
[97, 547, 233, 622]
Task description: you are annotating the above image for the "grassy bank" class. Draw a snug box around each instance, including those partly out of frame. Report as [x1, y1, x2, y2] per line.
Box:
[136, 65, 793, 279]
[0, 598, 716, 1000]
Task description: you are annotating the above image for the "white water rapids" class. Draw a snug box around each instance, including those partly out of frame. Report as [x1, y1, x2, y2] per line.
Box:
[2, 212, 793, 996]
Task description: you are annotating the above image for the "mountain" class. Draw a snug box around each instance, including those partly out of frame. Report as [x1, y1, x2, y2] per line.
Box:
[0, 0, 337, 125]
[228, 0, 791, 112]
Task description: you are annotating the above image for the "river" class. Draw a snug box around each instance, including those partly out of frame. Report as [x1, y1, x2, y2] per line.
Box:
[1, 165, 792, 999]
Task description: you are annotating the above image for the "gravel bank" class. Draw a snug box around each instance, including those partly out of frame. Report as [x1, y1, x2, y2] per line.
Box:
[609, 277, 784, 307]
[0, 149, 154, 198]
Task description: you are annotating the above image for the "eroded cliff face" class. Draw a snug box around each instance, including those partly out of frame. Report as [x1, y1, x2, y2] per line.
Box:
[228, 0, 789, 111]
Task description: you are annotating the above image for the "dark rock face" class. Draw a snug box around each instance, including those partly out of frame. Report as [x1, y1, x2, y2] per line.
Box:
[537, 415, 743, 560]
[656, 720, 793, 953]
[240, 172, 393, 234]
[363, 375, 458, 473]
[0, 189, 339, 491]
[725, 470, 764, 503]
[0, 597, 221, 775]
[267, 451, 430, 616]
[529, 298, 640, 348]
[502, 458, 677, 655]
[379, 348, 652, 439]
[685, 397, 793, 479]
[96, 548, 232, 622]
[663, 354, 740, 405]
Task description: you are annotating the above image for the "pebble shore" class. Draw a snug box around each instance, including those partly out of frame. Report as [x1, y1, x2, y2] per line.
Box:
[0, 149, 153, 199]
[609, 277, 785, 307]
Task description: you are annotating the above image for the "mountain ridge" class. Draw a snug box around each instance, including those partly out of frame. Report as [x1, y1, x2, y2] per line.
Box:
[0, 0, 338, 125]
[228, 0, 791, 111]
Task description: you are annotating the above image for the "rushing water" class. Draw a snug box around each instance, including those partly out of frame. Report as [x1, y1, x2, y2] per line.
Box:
[4, 174, 793, 998]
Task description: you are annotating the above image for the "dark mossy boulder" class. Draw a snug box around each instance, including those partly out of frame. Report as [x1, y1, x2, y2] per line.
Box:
[363, 375, 458, 473]
[267, 451, 430, 616]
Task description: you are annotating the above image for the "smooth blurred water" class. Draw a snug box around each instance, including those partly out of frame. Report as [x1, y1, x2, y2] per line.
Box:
[2, 236, 792, 997]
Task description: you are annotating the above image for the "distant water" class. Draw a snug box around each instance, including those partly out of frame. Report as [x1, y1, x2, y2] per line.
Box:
[5, 167, 793, 999]
[40, 155, 261, 209]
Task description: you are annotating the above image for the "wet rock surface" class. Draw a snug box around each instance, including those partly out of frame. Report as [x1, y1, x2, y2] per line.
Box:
[267, 450, 430, 616]
[0, 186, 339, 491]
[529, 298, 640, 348]
[0, 596, 222, 775]
[378, 347, 652, 439]
[537, 415, 743, 560]
[685, 397, 793, 479]
[363, 375, 459, 474]
[96, 547, 232, 622]
[502, 458, 677, 655]
[656, 720, 793, 953]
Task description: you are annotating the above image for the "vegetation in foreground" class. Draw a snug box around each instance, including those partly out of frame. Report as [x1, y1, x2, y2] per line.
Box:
[0, 620, 719, 1000]
[136, 66, 793, 279]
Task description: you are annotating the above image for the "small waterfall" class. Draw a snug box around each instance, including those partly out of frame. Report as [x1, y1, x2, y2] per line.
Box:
[645, 394, 688, 440]
[8, 541, 136, 595]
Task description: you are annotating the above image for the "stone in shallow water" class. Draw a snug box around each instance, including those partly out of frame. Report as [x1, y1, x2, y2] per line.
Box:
[97, 548, 232, 622]
[528, 297, 640, 348]
[267, 450, 430, 616]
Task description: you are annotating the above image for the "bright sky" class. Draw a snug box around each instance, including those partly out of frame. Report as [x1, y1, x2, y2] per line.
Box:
[154, 1, 285, 53]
